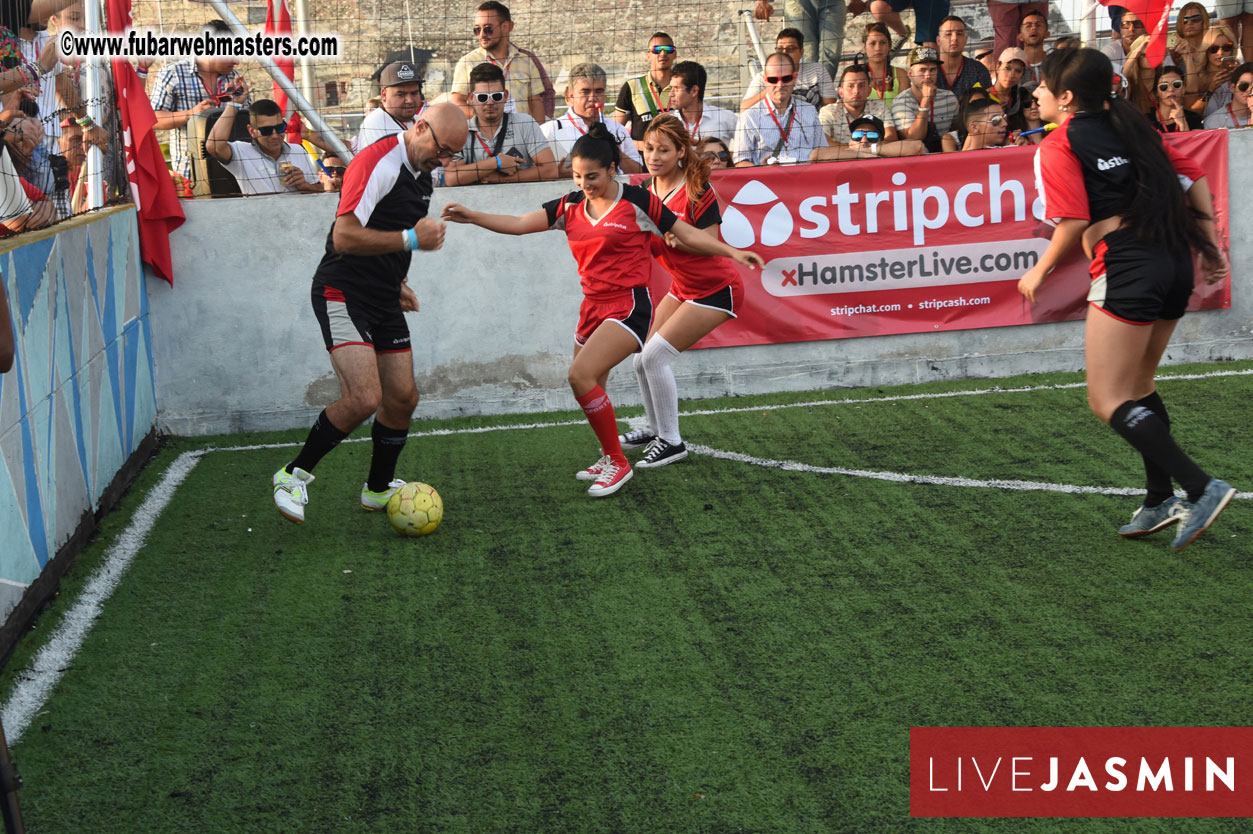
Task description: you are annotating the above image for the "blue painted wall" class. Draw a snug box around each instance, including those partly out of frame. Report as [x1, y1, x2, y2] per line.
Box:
[0, 208, 156, 622]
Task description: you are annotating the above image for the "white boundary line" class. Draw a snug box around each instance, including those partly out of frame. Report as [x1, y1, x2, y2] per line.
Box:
[3, 367, 1250, 743]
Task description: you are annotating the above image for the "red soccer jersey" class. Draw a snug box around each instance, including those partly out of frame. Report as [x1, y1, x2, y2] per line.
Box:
[543, 183, 677, 299]
[647, 179, 740, 298]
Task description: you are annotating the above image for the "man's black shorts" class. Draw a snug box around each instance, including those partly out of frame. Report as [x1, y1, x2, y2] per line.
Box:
[311, 284, 411, 352]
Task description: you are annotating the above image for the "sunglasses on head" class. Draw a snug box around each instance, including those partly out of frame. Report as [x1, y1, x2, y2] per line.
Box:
[651, 44, 676, 54]
[1158, 79, 1184, 91]
[253, 122, 288, 136]
[472, 24, 496, 35]
[473, 91, 506, 103]
[850, 130, 881, 141]
[1238, 80, 1253, 91]
[1209, 43, 1235, 53]
[701, 150, 731, 161]
[1182, 13, 1204, 23]
[765, 74, 795, 84]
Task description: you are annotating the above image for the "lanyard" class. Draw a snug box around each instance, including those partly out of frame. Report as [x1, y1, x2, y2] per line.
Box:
[486, 50, 512, 84]
[474, 114, 509, 158]
[870, 65, 892, 98]
[682, 109, 702, 138]
[566, 109, 603, 134]
[766, 99, 796, 147]
[938, 58, 961, 91]
[1229, 103, 1250, 126]
[648, 78, 668, 114]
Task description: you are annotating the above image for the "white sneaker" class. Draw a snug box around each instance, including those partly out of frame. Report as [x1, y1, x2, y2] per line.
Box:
[576, 455, 611, 481]
[618, 428, 656, 450]
[361, 479, 405, 511]
[587, 459, 632, 497]
[273, 465, 315, 523]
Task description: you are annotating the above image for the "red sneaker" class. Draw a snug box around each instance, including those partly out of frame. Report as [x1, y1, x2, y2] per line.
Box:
[587, 458, 632, 497]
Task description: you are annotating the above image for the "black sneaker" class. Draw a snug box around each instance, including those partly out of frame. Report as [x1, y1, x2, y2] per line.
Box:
[636, 438, 688, 469]
[619, 428, 656, 450]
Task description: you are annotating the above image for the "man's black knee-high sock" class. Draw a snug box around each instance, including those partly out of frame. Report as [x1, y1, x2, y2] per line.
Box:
[1136, 391, 1175, 507]
[1109, 400, 1209, 502]
[367, 420, 409, 492]
[289, 410, 349, 474]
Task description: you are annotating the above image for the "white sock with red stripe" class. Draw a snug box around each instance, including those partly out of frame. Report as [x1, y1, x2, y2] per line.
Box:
[640, 334, 681, 444]
[632, 351, 658, 437]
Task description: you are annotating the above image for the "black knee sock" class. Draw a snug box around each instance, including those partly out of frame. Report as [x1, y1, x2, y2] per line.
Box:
[367, 420, 409, 492]
[1109, 400, 1209, 502]
[1136, 392, 1175, 507]
[289, 410, 349, 474]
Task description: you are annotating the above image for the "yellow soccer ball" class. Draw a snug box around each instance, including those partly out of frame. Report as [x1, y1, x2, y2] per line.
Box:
[386, 482, 443, 536]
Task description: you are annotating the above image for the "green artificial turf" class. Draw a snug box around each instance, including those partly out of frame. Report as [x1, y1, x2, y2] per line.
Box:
[2, 361, 1251, 833]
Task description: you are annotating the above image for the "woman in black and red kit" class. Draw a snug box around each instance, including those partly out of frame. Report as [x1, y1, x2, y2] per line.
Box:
[1018, 48, 1235, 551]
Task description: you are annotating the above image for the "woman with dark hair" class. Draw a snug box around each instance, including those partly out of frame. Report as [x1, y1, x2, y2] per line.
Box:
[617, 114, 746, 468]
[698, 136, 731, 168]
[1018, 48, 1235, 551]
[1148, 64, 1203, 132]
[442, 123, 763, 497]
[858, 23, 909, 105]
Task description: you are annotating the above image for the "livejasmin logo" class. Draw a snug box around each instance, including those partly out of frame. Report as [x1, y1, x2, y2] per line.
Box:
[928, 754, 1235, 793]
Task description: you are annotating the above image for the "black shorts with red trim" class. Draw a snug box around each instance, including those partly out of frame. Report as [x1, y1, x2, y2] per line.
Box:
[311, 284, 411, 353]
[575, 286, 653, 349]
[1087, 228, 1194, 325]
[669, 275, 745, 318]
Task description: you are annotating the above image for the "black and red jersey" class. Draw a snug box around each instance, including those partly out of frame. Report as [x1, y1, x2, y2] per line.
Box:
[1034, 111, 1206, 226]
[543, 183, 678, 300]
[312, 135, 433, 308]
[645, 178, 740, 298]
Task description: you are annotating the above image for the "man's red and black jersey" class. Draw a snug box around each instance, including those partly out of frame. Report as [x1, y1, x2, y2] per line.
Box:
[313, 135, 433, 308]
[543, 183, 678, 300]
[644, 178, 740, 298]
[1034, 110, 1205, 225]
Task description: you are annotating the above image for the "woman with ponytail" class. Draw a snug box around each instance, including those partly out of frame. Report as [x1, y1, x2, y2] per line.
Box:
[614, 114, 745, 468]
[1018, 48, 1235, 551]
[442, 122, 763, 497]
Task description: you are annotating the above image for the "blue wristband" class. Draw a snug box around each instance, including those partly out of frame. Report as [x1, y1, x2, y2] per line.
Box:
[403, 228, 418, 252]
[495, 155, 502, 171]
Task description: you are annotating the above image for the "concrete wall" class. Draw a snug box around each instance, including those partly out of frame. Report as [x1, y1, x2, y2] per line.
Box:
[0, 209, 157, 621]
[150, 130, 1253, 437]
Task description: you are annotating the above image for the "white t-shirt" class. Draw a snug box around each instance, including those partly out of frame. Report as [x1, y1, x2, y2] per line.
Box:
[221, 140, 318, 195]
[674, 104, 740, 146]
[21, 32, 63, 149]
[540, 112, 643, 171]
[354, 105, 426, 152]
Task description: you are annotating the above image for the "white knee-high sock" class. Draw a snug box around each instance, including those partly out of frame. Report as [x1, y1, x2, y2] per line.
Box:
[640, 334, 681, 444]
[632, 351, 658, 435]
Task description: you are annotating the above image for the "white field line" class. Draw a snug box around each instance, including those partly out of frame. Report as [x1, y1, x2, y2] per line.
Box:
[0, 451, 205, 744]
[3, 367, 1250, 743]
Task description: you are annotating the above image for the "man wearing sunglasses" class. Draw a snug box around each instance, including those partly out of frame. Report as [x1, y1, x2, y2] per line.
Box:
[357, 61, 426, 152]
[272, 103, 469, 525]
[317, 153, 347, 192]
[740, 28, 837, 112]
[1204, 60, 1253, 127]
[1102, 10, 1146, 76]
[811, 113, 924, 160]
[206, 98, 320, 195]
[450, 1, 548, 124]
[731, 51, 825, 166]
[614, 32, 677, 148]
[443, 61, 557, 185]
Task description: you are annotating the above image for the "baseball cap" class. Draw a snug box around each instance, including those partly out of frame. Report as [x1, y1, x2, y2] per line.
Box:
[848, 115, 885, 136]
[998, 47, 1028, 67]
[380, 62, 421, 87]
[908, 46, 940, 66]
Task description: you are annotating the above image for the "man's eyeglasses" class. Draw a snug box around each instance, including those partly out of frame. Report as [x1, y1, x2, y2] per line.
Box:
[1237, 80, 1252, 92]
[851, 130, 881, 142]
[253, 122, 289, 136]
[1209, 43, 1235, 54]
[1158, 79, 1184, 91]
[473, 91, 507, 103]
[472, 24, 496, 36]
[650, 44, 676, 54]
[1182, 13, 1204, 23]
[422, 120, 457, 158]
[701, 150, 731, 162]
[765, 74, 795, 84]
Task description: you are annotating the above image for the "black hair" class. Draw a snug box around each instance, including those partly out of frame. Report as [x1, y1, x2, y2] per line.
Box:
[670, 61, 706, 100]
[250, 98, 283, 124]
[206, 19, 230, 33]
[571, 121, 620, 171]
[777, 27, 804, 45]
[650, 31, 673, 44]
[839, 64, 870, 84]
[1021, 9, 1047, 25]
[1153, 63, 1185, 85]
[863, 22, 893, 43]
[1231, 61, 1253, 85]
[938, 15, 966, 30]
[962, 97, 1001, 127]
[477, 1, 510, 21]
[1040, 48, 1217, 261]
[469, 61, 505, 87]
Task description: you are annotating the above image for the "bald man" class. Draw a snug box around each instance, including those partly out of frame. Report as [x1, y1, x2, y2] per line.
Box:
[272, 104, 469, 524]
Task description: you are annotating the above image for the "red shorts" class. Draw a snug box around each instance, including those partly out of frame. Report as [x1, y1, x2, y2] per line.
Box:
[668, 275, 744, 318]
[575, 286, 653, 349]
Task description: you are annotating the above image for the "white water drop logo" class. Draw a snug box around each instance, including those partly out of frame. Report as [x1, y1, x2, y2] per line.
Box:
[721, 180, 794, 248]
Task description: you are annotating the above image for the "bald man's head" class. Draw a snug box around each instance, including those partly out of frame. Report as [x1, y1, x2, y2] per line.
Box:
[408, 102, 469, 172]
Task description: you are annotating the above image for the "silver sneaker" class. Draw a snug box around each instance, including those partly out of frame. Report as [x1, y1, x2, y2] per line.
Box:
[1118, 497, 1186, 538]
[1172, 479, 1237, 552]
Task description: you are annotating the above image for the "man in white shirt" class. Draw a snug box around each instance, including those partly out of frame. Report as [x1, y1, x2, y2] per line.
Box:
[540, 63, 642, 175]
[1102, 11, 1146, 76]
[733, 52, 826, 166]
[205, 98, 320, 195]
[355, 62, 426, 151]
[669, 61, 738, 146]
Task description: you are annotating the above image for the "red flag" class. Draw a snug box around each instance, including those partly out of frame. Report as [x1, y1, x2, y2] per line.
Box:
[106, 0, 185, 284]
[265, 0, 304, 142]
[1099, 0, 1173, 66]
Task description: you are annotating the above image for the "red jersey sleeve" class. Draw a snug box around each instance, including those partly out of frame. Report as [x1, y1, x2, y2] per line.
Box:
[1034, 128, 1089, 223]
[1160, 136, 1206, 190]
[337, 137, 399, 225]
[543, 190, 582, 231]
[687, 186, 722, 230]
[622, 183, 677, 236]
